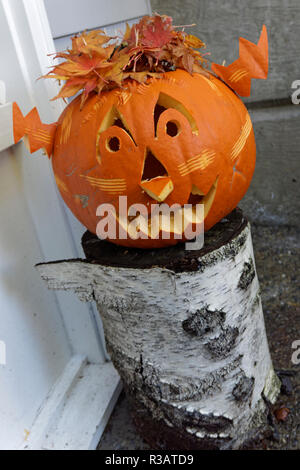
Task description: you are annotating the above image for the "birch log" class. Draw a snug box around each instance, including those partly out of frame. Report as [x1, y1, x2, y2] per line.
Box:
[37, 209, 280, 450]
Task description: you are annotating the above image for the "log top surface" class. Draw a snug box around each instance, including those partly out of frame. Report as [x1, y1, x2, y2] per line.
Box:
[82, 208, 248, 273]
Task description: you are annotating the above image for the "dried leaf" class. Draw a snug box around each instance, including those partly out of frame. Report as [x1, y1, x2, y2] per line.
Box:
[184, 34, 205, 49]
[142, 15, 173, 48]
[43, 14, 208, 105]
[72, 30, 111, 56]
[123, 71, 158, 83]
[123, 23, 131, 42]
[52, 83, 83, 100]
[274, 407, 290, 422]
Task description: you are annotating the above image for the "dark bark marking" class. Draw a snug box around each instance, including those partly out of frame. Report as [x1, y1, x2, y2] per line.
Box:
[182, 307, 226, 337]
[232, 374, 255, 402]
[205, 327, 239, 359]
[238, 258, 255, 290]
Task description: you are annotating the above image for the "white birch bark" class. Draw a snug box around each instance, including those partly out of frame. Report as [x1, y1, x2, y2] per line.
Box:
[37, 222, 280, 449]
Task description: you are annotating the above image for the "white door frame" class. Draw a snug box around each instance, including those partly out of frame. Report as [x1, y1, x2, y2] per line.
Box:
[2, 0, 108, 364]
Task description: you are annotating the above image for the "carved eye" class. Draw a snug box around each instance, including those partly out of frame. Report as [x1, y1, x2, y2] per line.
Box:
[97, 106, 137, 163]
[154, 92, 198, 138]
[166, 120, 181, 137]
[107, 136, 120, 152]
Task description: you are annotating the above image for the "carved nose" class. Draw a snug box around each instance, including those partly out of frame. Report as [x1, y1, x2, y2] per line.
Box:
[140, 148, 174, 202]
[141, 176, 174, 202]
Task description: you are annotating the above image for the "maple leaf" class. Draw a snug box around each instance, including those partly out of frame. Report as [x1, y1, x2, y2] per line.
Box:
[71, 30, 109, 56]
[123, 23, 132, 42]
[80, 77, 100, 108]
[53, 82, 83, 100]
[142, 15, 173, 48]
[68, 49, 114, 74]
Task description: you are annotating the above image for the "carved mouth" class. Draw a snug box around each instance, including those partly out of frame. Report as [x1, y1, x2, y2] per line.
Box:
[188, 176, 219, 218]
[115, 177, 219, 240]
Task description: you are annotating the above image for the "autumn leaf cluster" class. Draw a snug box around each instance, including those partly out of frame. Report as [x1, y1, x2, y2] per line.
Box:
[45, 14, 207, 107]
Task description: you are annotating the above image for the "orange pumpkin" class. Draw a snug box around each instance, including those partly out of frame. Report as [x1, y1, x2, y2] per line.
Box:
[51, 69, 255, 248]
[13, 18, 268, 249]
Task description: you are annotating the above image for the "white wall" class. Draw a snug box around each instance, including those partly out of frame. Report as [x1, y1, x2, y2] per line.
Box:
[45, 0, 151, 38]
[0, 145, 72, 449]
[0, 0, 75, 449]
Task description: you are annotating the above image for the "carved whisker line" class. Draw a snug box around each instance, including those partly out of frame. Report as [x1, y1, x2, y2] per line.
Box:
[29, 133, 52, 144]
[229, 69, 249, 83]
[199, 75, 222, 95]
[116, 91, 132, 106]
[82, 99, 107, 125]
[80, 175, 127, 192]
[231, 115, 252, 162]
[60, 106, 74, 145]
[25, 128, 52, 139]
[178, 150, 216, 169]
[178, 150, 216, 176]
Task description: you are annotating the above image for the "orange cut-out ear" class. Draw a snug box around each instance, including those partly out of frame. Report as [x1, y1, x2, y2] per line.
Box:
[12, 102, 57, 158]
[211, 25, 268, 97]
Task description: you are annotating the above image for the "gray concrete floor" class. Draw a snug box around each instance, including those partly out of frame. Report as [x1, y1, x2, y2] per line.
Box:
[98, 222, 300, 450]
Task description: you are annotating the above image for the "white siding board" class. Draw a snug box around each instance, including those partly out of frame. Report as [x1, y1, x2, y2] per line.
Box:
[45, 0, 151, 38]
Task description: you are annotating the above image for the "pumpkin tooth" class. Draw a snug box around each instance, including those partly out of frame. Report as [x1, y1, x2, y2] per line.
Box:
[170, 210, 186, 236]
[203, 176, 219, 217]
[182, 206, 204, 228]
[108, 176, 218, 242]
[191, 184, 205, 196]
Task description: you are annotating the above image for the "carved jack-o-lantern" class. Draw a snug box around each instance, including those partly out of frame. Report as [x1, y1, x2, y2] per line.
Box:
[52, 69, 255, 248]
[12, 17, 268, 248]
